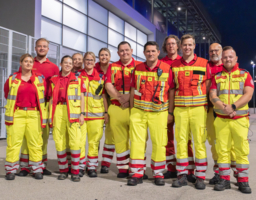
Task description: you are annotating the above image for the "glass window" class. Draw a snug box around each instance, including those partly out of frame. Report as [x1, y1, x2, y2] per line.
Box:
[63, 0, 87, 14]
[137, 57, 146, 62]
[108, 12, 124, 34]
[41, 17, 62, 44]
[63, 5, 87, 34]
[88, 0, 108, 25]
[125, 22, 136, 41]
[88, 37, 107, 56]
[137, 30, 147, 46]
[108, 45, 119, 62]
[63, 26, 87, 52]
[124, 37, 136, 56]
[88, 18, 107, 43]
[62, 47, 82, 57]
[137, 44, 145, 59]
[42, 0, 62, 23]
[108, 29, 124, 47]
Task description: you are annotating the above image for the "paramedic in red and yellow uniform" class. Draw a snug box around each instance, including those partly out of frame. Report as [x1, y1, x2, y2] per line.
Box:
[171, 34, 211, 190]
[105, 41, 142, 178]
[4, 54, 47, 180]
[161, 35, 195, 180]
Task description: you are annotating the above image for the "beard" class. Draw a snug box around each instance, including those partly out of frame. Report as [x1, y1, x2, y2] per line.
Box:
[210, 55, 221, 62]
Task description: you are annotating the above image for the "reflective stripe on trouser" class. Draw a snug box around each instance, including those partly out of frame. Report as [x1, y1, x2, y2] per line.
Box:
[175, 106, 207, 179]
[5, 109, 44, 174]
[20, 102, 50, 171]
[53, 105, 82, 175]
[81, 119, 104, 170]
[215, 117, 250, 182]
[129, 108, 168, 178]
[166, 121, 195, 173]
[108, 104, 130, 173]
[101, 122, 115, 168]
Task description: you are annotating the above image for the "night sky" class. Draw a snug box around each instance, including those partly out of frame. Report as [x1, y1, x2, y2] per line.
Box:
[200, 0, 256, 77]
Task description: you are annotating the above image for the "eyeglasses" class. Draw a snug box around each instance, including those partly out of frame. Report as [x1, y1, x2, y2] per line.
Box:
[85, 59, 94, 62]
[209, 49, 220, 53]
[166, 43, 177, 46]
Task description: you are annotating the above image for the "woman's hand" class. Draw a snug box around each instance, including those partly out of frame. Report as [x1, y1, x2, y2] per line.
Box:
[104, 113, 109, 124]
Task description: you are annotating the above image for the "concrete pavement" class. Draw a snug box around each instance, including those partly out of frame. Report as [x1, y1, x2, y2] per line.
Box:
[0, 114, 256, 200]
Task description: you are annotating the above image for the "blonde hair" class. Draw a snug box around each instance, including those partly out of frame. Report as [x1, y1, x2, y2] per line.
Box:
[98, 48, 111, 58]
[20, 53, 34, 63]
[180, 34, 195, 45]
[72, 52, 83, 59]
[35, 38, 49, 46]
[83, 51, 96, 62]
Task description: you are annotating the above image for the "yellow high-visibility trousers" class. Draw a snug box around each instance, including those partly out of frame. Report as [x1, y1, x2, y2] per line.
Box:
[129, 107, 168, 178]
[20, 102, 50, 171]
[80, 119, 104, 170]
[108, 104, 130, 173]
[174, 106, 208, 179]
[5, 109, 44, 174]
[101, 121, 115, 168]
[214, 117, 249, 182]
[207, 107, 237, 174]
[53, 104, 81, 175]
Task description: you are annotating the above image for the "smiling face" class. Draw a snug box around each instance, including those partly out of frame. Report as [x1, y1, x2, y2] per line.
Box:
[166, 38, 179, 55]
[117, 44, 133, 63]
[99, 50, 110, 65]
[84, 54, 95, 71]
[144, 45, 160, 63]
[20, 56, 34, 71]
[35, 40, 49, 57]
[209, 43, 222, 63]
[72, 54, 83, 69]
[181, 38, 195, 57]
[60, 57, 73, 74]
[222, 49, 238, 71]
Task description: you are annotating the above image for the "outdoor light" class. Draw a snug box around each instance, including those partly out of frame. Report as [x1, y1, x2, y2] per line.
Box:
[177, 7, 181, 11]
[203, 37, 206, 40]
[251, 61, 254, 65]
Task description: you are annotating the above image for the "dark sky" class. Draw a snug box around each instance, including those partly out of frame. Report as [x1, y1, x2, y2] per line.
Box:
[199, 0, 256, 76]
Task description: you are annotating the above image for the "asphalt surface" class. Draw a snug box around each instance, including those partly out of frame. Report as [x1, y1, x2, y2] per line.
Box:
[0, 112, 255, 200]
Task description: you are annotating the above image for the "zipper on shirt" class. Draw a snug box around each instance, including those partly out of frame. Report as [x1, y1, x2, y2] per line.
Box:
[122, 69, 125, 94]
[228, 74, 231, 105]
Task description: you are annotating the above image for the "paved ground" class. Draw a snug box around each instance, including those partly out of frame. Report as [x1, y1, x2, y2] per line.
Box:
[0, 113, 256, 200]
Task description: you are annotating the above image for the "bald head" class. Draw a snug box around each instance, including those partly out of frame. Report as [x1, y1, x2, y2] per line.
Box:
[209, 43, 222, 63]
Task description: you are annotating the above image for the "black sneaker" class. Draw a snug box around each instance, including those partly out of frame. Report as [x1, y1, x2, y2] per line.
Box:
[43, 169, 52, 175]
[79, 169, 84, 177]
[71, 174, 80, 182]
[195, 178, 205, 190]
[6, 173, 15, 180]
[172, 174, 188, 188]
[164, 171, 177, 179]
[100, 166, 109, 174]
[155, 178, 165, 186]
[17, 170, 29, 176]
[34, 173, 43, 180]
[117, 172, 129, 178]
[88, 170, 97, 178]
[143, 174, 148, 180]
[127, 177, 143, 186]
[214, 179, 231, 191]
[238, 182, 252, 194]
[209, 173, 220, 185]
[187, 174, 196, 183]
[58, 173, 68, 180]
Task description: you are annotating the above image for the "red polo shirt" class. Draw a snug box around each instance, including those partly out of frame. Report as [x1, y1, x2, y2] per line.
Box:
[94, 62, 111, 76]
[48, 72, 86, 103]
[210, 63, 254, 119]
[161, 54, 182, 66]
[131, 60, 173, 88]
[4, 72, 46, 108]
[208, 61, 223, 78]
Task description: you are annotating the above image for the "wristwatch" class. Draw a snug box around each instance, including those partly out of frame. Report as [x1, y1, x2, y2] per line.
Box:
[80, 112, 86, 115]
[168, 112, 174, 116]
[104, 111, 108, 114]
[231, 104, 236, 110]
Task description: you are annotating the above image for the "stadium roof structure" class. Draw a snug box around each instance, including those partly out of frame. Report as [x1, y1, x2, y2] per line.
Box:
[149, 0, 221, 44]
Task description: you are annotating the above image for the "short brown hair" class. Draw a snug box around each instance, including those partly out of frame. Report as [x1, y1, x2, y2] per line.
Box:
[144, 41, 159, 51]
[180, 34, 195, 45]
[223, 46, 236, 53]
[20, 54, 34, 63]
[98, 48, 111, 58]
[61, 55, 73, 64]
[83, 51, 96, 62]
[35, 38, 49, 46]
[118, 41, 131, 50]
[162, 35, 180, 53]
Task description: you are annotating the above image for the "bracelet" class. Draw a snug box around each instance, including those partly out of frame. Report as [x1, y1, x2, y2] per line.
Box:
[168, 112, 173, 116]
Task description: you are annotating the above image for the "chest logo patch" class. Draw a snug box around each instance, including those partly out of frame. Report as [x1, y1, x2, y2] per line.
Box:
[125, 71, 129, 75]
[148, 77, 153, 81]
[185, 71, 190, 76]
